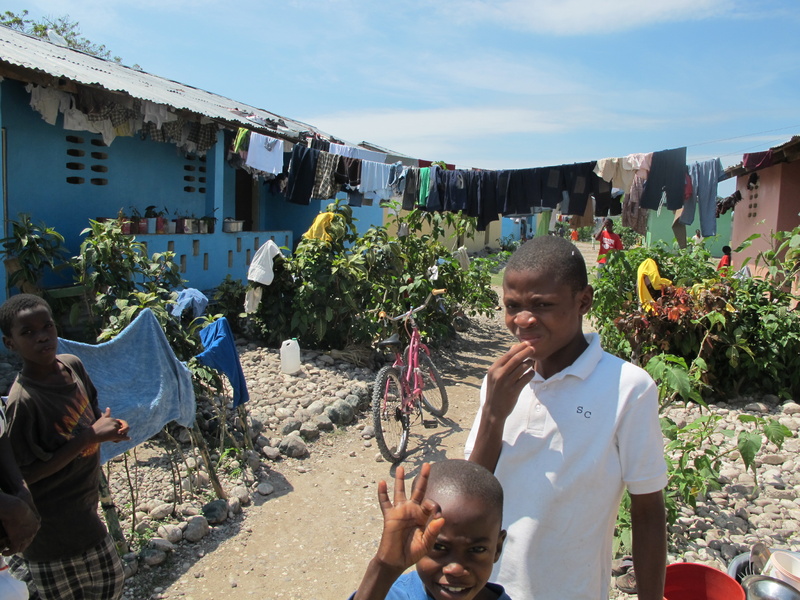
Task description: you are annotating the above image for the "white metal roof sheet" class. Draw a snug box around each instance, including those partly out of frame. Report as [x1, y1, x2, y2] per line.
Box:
[0, 26, 328, 141]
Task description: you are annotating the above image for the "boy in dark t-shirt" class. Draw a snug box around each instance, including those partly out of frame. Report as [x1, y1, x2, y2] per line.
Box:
[0, 294, 130, 599]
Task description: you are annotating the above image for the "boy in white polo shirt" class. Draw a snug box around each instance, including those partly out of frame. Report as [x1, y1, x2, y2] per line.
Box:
[466, 236, 667, 600]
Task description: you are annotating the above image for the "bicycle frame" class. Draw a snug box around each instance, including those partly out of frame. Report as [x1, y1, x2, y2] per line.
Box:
[390, 315, 430, 415]
[378, 290, 445, 416]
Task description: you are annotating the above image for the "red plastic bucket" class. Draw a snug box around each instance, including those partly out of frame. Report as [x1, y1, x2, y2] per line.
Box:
[664, 562, 744, 600]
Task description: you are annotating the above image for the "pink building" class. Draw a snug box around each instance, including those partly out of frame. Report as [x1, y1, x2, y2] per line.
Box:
[724, 136, 800, 272]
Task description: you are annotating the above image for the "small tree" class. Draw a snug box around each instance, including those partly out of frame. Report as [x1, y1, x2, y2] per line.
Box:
[1, 10, 121, 62]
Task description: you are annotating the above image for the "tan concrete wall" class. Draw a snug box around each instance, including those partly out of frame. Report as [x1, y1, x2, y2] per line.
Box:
[731, 161, 800, 272]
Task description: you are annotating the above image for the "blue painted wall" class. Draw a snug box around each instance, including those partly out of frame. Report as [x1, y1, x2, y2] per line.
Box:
[0, 79, 390, 301]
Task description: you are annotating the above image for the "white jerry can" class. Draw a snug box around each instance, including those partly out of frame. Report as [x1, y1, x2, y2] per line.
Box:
[280, 339, 301, 374]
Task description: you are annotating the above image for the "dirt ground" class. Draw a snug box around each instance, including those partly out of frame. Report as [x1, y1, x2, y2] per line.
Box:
[139, 241, 602, 600]
[141, 310, 510, 600]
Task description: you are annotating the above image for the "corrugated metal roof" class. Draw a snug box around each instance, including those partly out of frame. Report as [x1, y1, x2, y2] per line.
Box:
[0, 25, 330, 142]
[723, 135, 800, 179]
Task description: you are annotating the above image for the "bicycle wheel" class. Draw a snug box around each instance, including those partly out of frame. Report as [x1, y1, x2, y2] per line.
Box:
[417, 352, 449, 417]
[371, 366, 410, 463]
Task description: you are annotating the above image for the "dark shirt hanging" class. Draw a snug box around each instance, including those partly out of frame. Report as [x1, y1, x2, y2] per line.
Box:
[285, 145, 319, 205]
[639, 147, 687, 211]
[402, 168, 420, 211]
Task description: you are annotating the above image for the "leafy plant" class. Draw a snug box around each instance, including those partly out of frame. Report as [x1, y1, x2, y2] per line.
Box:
[249, 201, 499, 350]
[1, 213, 68, 291]
[612, 351, 793, 556]
[588, 238, 800, 398]
[211, 275, 247, 332]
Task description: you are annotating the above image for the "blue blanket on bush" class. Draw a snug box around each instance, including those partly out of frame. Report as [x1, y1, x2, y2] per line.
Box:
[196, 317, 249, 407]
[57, 308, 196, 464]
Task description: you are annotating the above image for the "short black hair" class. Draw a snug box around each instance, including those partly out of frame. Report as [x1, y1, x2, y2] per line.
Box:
[505, 236, 588, 292]
[0, 294, 52, 336]
[424, 459, 504, 523]
[722, 245, 732, 254]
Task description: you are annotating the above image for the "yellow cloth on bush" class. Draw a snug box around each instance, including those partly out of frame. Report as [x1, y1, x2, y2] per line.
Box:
[303, 212, 336, 242]
[637, 258, 672, 311]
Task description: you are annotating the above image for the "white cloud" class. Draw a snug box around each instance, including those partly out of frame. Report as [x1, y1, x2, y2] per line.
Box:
[440, 0, 734, 35]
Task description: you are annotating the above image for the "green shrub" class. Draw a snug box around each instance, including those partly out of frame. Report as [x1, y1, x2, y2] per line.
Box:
[249, 201, 500, 350]
[591, 230, 800, 398]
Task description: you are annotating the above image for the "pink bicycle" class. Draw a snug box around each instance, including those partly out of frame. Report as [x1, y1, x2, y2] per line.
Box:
[372, 289, 449, 463]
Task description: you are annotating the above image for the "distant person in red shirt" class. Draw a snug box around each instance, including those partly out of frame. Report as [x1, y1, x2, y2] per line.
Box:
[595, 218, 623, 264]
[570, 229, 579, 242]
[717, 245, 732, 273]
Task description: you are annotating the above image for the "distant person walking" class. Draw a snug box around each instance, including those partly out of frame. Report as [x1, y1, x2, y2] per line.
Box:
[717, 245, 732, 274]
[595, 218, 623, 265]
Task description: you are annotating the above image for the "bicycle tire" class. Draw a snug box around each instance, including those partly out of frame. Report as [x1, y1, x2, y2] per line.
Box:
[371, 366, 410, 463]
[417, 352, 449, 417]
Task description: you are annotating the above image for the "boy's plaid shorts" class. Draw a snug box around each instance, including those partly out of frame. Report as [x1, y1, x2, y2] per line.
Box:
[8, 534, 125, 600]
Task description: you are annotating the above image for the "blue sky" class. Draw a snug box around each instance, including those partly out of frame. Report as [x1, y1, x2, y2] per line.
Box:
[5, 0, 799, 184]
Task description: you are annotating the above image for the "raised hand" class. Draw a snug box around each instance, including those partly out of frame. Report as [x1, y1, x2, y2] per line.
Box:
[373, 463, 445, 572]
[484, 341, 536, 421]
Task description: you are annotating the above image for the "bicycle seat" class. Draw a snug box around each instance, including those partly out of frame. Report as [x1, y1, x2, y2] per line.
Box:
[376, 333, 402, 348]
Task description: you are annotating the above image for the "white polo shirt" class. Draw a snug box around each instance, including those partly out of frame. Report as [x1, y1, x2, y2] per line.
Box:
[465, 334, 667, 600]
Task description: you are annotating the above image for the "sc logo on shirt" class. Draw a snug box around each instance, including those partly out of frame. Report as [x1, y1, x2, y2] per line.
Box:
[576, 406, 592, 419]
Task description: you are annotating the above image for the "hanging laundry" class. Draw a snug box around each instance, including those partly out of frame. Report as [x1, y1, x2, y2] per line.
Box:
[716, 190, 743, 217]
[442, 170, 468, 213]
[63, 105, 116, 146]
[540, 167, 566, 208]
[570, 192, 595, 229]
[303, 212, 337, 241]
[639, 147, 687, 211]
[233, 128, 250, 153]
[688, 158, 724, 237]
[248, 240, 282, 285]
[244, 287, 262, 314]
[328, 142, 387, 163]
[426, 164, 443, 211]
[311, 151, 339, 199]
[197, 317, 249, 407]
[187, 120, 218, 154]
[562, 162, 597, 216]
[333, 155, 361, 189]
[246, 133, 285, 175]
[25, 84, 71, 125]
[310, 137, 331, 152]
[170, 288, 209, 318]
[473, 170, 499, 231]
[387, 162, 407, 199]
[402, 168, 419, 211]
[142, 100, 177, 128]
[505, 168, 543, 215]
[594, 157, 636, 195]
[536, 210, 552, 237]
[418, 167, 431, 207]
[360, 160, 393, 203]
[593, 176, 619, 217]
[286, 145, 319, 205]
[742, 150, 774, 172]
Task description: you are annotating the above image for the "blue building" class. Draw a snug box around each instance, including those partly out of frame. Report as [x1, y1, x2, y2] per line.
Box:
[0, 26, 387, 301]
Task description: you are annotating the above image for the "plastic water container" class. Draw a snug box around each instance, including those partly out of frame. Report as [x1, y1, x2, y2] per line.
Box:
[0, 561, 28, 599]
[280, 339, 301, 374]
[764, 550, 800, 593]
[664, 562, 744, 600]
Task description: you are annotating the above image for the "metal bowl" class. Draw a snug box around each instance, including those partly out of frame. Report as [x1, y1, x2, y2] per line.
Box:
[742, 574, 800, 600]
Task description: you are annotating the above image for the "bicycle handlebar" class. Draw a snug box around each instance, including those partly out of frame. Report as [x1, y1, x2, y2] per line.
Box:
[378, 289, 447, 323]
